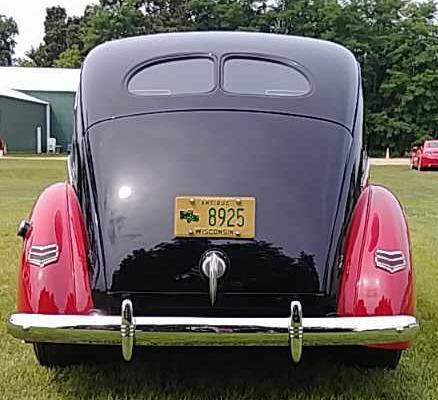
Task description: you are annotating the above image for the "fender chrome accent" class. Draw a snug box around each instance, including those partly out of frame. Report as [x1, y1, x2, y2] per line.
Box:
[121, 299, 135, 361]
[28, 244, 59, 268]
[289, 301, 303, 363]
[200, 250, 227, 305]
[375, 250, 407, 273]
[7, 303, 419, 365]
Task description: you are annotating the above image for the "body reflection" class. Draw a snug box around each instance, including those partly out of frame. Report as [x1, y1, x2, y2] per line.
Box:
[111, 239, 319, 294]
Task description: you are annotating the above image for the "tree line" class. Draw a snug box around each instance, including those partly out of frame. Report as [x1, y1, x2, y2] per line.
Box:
[0, 0, 437, 155]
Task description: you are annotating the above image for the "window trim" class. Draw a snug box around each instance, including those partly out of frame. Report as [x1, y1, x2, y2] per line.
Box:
[125, 53, 218, 97]
[425, 141, 438, 148]
[220, 53, 313, 98]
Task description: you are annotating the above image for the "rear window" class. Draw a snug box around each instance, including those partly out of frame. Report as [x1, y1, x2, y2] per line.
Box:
[223, 57, 311, 97]
[426, 141, 438, 148]
[128, 57, 215, 96]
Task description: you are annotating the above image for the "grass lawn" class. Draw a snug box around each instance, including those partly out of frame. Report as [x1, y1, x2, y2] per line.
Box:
[4, 152, 66, 158]
[1, 160, 437, 399]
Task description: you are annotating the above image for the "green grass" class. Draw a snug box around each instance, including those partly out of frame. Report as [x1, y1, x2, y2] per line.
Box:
[4, 152, 66, 158]
[1, 160, 437, 399]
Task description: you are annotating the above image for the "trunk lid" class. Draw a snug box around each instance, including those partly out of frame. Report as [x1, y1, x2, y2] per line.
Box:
[87, 111, 352, 296]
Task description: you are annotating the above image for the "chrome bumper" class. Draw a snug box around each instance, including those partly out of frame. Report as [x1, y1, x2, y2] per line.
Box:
[7, 301, 419, 363]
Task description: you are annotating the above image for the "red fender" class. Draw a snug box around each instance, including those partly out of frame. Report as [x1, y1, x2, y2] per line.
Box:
[338, 185, 415, 350]
[17, 183, 94, 314]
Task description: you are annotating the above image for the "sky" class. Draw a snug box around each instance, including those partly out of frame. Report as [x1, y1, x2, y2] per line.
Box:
[0, 0, 97, 59]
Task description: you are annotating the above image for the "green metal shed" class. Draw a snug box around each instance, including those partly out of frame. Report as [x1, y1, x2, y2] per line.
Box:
[0, 88, 48, 152]
[0, 67, 79, 153]
[24, 91, 75, 150]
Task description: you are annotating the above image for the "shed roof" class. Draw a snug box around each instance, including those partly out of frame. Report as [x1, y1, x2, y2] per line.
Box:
[0, 67, 80, 93]
[0, 87, 49, 105]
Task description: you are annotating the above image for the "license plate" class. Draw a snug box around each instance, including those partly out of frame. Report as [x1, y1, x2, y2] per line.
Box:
[174, 196, 256, 239]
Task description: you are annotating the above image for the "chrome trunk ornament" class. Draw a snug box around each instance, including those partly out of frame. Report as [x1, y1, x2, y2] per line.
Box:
[200, 250, 227, 305]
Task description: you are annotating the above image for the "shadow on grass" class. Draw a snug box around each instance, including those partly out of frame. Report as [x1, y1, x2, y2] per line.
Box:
[47, 347, 416, 399]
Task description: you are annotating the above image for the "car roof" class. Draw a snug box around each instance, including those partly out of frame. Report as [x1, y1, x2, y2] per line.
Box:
[80, 32, 360, 132]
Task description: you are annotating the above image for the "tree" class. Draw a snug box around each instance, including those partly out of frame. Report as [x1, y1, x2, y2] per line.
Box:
[15, 57, 36, 67]
[332, 0, 410, 154]
[26, 45, 50, 67]
[187, 0, 258, 30]
[66, 17, 83, 50]
[27, 6, 81, 67]
[273, 0, 341, 38]
[22, 0, 438, 154]
[44, 7, 69, 64]
[54, 45, 82, 68]
[377, 2, 438, 152]
[270, 0, 438, 155]
[81, 0, 146, 54]
[0, 14, 18, 66]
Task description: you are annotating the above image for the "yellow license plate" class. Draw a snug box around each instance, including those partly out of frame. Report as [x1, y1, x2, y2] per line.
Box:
[174, 196, 256, 239]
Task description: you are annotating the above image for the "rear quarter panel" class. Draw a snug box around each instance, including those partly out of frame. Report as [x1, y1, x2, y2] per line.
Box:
[338, 185, 415, 349]
[17, 183, 93, 314]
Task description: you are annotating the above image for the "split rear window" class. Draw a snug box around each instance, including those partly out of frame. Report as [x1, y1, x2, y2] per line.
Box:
[128, 56, 311, 97]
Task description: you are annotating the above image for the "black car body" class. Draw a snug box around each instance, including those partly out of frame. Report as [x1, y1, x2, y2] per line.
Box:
[72, 32, 362, 315]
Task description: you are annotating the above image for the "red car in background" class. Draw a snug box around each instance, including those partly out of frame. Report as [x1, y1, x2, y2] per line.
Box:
[411, 140, 438, 170]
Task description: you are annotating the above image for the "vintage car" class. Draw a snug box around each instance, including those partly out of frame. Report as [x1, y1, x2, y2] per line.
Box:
[7, 32, 418, 369]
[410, 139, 438, 170]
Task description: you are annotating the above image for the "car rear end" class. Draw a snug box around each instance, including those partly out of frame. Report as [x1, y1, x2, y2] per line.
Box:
[421, 140, 438, 168]
[7, 32, 419, 368]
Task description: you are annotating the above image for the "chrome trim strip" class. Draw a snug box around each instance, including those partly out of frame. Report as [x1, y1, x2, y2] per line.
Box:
[67, 154, 73, 184]
[7, 313, 419, 350]
[361, 156, 370, 189]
